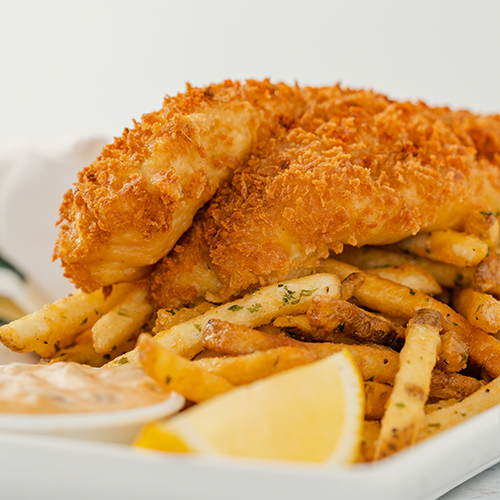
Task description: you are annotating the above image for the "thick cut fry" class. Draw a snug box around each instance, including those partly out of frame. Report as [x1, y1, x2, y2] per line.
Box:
[108, 274, 341, 366]
[463, 210, 500, 251]
[420, 375, 500, 439]
[340, 272, 366, 301]
[193, 346, 318, 385]
[397, 229, 489, 267]
[452, 287, 500, 334]
[364, 381, 392, 420]
[194, 342, 399, 385]
[367, 264, 442, 296]
[357, 421, 381, 463]
[319, 259, 500, 377]
[92, 288, 153, 354]
[0, 283, 134, 357]
[203, 319, 301, 355]
[374, 309, 442, 460]
[338, 245, 475, 290]
[307, 296, 405, 350]
[154, 302, 214, 333]
[273, 314, 356, 344]
[428, 369, 483, 400]
[474, 256, 500, 297]
[50, 329, 138, 367]
[137, 334, 233, 403]
[436, 330, 469, 373]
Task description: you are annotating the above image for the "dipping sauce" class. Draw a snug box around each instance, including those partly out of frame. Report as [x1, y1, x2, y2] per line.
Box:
[0, 362, 170, 414]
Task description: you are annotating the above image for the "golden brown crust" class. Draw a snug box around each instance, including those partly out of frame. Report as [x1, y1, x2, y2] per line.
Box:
[57, 81, 500, 304]
[150, 85, 500, 307]
[54, 80, 305, 292]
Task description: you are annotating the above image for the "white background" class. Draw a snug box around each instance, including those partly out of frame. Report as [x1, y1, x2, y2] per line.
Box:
[0, 2, 499, 497]
[1, 0, 499, 141]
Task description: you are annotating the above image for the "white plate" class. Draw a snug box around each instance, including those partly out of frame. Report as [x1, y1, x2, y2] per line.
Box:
[0, 404, 498, 500]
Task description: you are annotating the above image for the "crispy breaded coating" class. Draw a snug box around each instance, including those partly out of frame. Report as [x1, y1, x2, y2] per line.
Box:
[150, 85, 500, 307]
[54, 80, 305, 292]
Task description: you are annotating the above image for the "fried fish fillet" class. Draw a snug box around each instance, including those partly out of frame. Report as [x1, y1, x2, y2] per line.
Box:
[54, 80, 305, 292]
[149, 85, 500, 307]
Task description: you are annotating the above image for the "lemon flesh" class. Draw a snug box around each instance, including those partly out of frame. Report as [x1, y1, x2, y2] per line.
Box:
[136, 350, 364, 464]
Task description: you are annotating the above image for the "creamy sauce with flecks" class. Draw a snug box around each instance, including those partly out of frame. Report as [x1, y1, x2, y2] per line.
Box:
[0, 362, 170, 414]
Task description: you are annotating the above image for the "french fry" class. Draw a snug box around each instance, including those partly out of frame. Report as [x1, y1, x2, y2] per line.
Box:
[203, 319, 302, 355]
[420, 375, 500, 439]
[340, 272, 366, 300]
[108, 274, 341, 366]
[193, 346, 318, 385]
[367, 264, 442, 296]
[463, 209, 500, 251]
[307, 296, 405, 350]
[0, 283, 134, 357]
[154, 302, 214, 333]
[318, 259, 500, 377]
[356, 421, 381, 463]
[374, 309, 442, 460]
[338, 245, 475, 290]
[435, 330, 468, 373]
[474, 256, 500, 297]
[50, 329, 138, 367]
[397, 229, 489, 267]
[273, 314, 356, 344]
[194, 342, 400, 385]
[91, 288, 154, 354]
[429, 368, 483, 400]
[364, 381, 392, 420]
[452, 287, 500, 334]
[137, 334, 234, 403]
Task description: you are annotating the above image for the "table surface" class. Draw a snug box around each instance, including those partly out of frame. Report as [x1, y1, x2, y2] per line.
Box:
[439, 462, 500, 499]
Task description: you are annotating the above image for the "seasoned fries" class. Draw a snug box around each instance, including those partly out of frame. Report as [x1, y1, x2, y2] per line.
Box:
[452, 287, 500, 333]
[366, 263, 442, 296]
[138, 334, 233, 403]
[374, 309, 442, 459]
[110, 273, 341, 365]
[397, 229, 489, 267]
[92, 288, 153, 354]
[421, 375, 500, 439]
[1, 214, 499, 465]
[0, 283, 134, 357]
[318, 259, 500, 377]
[307, 296, 405, 349]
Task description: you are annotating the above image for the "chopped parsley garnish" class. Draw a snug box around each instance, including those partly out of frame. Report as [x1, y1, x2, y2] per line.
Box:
[117, 357, 129, 365]
[409, 289, 416, 295]
[164, 308, 177, 316]
[395, 402, 405, 408]
[194, 324, 202, 332]
[117, 308, 129, 317]
[300, 288, 317, 297]
[247, 303, 262, 313]
[228, 305, 244, 312]
[80, 317, 88, 326]
[282, 286, 300, 305]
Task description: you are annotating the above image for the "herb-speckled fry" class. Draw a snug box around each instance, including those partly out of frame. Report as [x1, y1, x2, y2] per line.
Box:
[0, 283, 134, 357]
[108, 273, 341, 366]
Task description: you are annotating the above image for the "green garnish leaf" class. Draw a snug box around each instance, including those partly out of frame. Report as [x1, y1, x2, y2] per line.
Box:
[228, 305, 244, 312]
[247, 304, 262, 313]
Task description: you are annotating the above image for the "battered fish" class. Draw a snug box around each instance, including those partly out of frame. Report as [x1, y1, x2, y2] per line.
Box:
[149, 85, 500, 307]
[54, 80, 305, 292]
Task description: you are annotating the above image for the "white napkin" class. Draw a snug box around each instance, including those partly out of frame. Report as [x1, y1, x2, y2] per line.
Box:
[0, 136, 108, 308]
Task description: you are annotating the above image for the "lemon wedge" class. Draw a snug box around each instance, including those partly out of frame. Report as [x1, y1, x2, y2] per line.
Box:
[136, 350, 365, 464]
